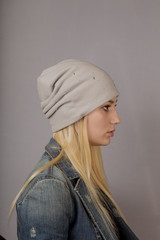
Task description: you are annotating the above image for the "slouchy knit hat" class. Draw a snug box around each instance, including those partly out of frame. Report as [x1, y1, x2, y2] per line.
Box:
[37, 59, 119, 132]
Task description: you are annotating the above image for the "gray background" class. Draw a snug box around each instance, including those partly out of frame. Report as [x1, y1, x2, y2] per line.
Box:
[1, 0, 160, 239]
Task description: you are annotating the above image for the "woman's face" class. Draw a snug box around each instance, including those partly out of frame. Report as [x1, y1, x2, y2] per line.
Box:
[87, 97, 120, 146]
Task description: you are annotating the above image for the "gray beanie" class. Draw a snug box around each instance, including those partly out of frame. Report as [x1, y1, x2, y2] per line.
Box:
[37, 59, 119, 132]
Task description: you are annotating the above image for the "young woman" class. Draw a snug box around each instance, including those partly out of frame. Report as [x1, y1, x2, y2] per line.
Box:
[11, 59, 139, 239]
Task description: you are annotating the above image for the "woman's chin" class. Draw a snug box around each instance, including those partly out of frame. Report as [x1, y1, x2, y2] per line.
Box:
[90, 137, 111, 146]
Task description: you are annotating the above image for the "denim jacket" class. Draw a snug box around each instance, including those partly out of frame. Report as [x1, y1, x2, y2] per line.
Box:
[16, 138, 139, 240]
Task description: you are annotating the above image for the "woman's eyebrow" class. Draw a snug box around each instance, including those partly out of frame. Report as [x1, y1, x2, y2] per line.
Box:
[101, 99, 118, 107]
[108, 99, 118, 104]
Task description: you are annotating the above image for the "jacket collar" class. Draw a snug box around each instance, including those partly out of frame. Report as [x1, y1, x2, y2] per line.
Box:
[45, 137, 80, 179]
[45, 137, 118, 240]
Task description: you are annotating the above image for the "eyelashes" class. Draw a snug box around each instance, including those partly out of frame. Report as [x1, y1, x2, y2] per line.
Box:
[103, 104, 117, 111]
[103, 105, 111, 111]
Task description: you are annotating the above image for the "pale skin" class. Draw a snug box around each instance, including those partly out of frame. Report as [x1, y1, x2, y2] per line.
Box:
[87, 97, 121, 146]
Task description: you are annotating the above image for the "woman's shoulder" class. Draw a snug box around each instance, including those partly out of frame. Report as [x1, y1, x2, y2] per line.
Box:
[16, 155, 75, 235]
[16, 151, 70, 206]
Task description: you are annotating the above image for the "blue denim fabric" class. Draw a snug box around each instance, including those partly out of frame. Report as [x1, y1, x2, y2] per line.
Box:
[16, 138, 139, 240]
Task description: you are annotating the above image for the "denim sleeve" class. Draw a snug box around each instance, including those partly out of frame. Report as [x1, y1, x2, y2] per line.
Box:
[16, 177, 73, 240]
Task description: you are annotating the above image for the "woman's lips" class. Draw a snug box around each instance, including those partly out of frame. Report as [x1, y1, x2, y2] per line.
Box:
[107, 129, 115, 137]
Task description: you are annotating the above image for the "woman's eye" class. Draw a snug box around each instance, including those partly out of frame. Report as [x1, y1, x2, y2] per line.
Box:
[103, 105, 111, 111]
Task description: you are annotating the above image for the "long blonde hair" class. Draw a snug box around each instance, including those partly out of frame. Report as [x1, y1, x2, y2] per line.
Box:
[54, 116, 124, 233]
[9, 115, 124, 236]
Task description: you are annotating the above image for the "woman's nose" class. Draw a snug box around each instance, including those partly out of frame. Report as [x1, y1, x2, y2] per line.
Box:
[111, 109, 121, 125]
